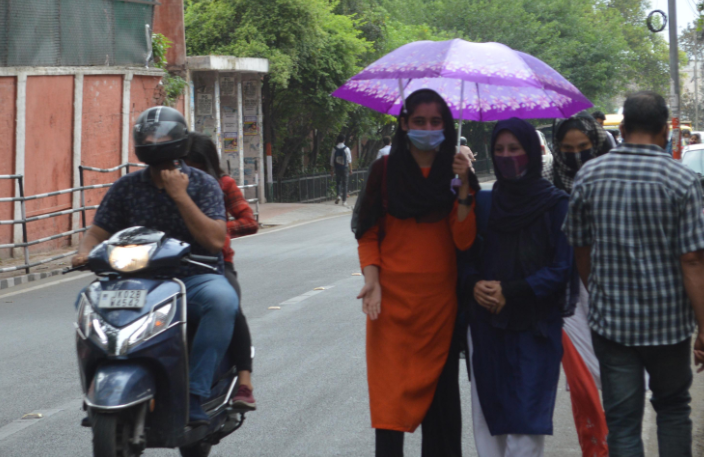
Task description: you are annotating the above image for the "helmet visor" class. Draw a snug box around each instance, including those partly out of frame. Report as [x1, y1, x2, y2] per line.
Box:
[133, 121, 187, 146]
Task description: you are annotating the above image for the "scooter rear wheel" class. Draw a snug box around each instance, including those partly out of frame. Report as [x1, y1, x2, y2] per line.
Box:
[179, 441, 212, 457]
[92, 413, 138, 457]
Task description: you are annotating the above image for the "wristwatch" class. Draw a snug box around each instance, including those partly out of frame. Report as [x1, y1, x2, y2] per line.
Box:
[458, 194, 474, 206]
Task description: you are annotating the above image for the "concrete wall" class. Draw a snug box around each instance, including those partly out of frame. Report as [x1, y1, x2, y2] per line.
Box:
[0, 68, 167, 259]
[81, 75, 124, 224]
[0, 78, 16, 259]
[24, 76, 74, 251]
[153, 0, 187, 73]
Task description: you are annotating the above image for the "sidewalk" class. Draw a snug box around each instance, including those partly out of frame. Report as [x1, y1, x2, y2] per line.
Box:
[0, 198, 357, 289]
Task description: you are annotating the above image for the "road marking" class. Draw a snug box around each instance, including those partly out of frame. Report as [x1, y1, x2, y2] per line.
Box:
[0, 407, 69, 442]
[0, 272, 93, 300]
[278, 286, 335, 307]
[234, 213, 348, 240]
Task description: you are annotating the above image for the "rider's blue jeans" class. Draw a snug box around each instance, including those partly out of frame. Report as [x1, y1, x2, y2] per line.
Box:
[183, 274, 239, 398]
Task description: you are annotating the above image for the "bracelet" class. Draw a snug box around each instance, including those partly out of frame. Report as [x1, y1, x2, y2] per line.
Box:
[458, 194, 473, 206]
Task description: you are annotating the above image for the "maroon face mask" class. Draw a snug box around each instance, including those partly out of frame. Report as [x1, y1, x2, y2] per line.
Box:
[494, 154, 529, 180]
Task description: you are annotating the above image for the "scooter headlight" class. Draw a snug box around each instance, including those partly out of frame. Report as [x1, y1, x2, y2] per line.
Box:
[121, 300, 177, 354]
[76, 295, 109, 349]
[108, 244, 156, 273]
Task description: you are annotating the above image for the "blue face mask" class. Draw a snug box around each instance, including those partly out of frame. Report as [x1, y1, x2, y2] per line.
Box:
[407, 129, 445, 151]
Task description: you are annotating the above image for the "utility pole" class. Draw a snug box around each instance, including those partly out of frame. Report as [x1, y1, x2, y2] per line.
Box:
[669, 0, 682, 159]
[695, 54, 699, 131]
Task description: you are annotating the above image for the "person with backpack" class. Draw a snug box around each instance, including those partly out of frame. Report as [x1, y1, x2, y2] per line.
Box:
[330, 135, 353, 206]
[353, 89, 479, 457]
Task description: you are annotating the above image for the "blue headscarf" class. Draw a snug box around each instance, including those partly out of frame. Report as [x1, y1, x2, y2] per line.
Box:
[489, 118, 567, 232]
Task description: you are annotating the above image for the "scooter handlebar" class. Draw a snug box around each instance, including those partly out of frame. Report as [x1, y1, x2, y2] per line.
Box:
[62, 264, 88, 275]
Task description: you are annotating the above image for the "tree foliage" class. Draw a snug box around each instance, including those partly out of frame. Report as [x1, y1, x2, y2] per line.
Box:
[185, 0, 672, 177]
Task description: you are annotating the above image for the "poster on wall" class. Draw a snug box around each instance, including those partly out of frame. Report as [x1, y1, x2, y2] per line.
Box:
[243, 98, 258, 114]
[220, 76, 236, 96]
[243, 81, 257, 98]
[223, 134, 239, 152]
[197, 94, 213, 115]
[243, 116, 258, 136]
[224, 152, 240, 175]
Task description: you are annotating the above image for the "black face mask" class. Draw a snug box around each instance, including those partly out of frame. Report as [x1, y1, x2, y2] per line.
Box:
[564, 148, 593, 173]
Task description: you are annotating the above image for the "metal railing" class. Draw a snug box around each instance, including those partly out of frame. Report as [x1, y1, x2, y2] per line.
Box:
[0, 163, 263, 275]
[271, 169, 368, 203]
[238, 183, 260, 222]
[0, 175, 121, 274]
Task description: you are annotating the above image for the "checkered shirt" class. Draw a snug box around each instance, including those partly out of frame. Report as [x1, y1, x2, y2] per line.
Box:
[563, 143, 704, 346]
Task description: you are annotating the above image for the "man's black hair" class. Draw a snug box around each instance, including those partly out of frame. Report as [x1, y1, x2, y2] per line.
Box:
[382, 136, 391, 145]
[622, 91, 669, 135]
[336, 134, 345, 144]
[591, 111, 606, 121]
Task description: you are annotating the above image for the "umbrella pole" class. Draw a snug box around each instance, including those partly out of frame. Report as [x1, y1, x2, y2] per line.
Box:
[453, 81, 465, 186]
[456, 80, 465, 153]
[398, 79, 407, 113]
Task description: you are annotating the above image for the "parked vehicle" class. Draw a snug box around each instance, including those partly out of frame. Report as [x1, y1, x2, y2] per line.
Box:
[681, 144, 704, 189]
[67, 226, 248, 457]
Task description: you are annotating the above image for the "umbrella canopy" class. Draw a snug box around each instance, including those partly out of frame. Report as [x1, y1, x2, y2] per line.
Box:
[332, 39, 593, 121]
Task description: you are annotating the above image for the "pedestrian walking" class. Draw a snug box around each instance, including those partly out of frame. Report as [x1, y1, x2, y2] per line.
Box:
[459, 137, 476, 170]
[376, 136, 392, 159]
[563, 91, 704, 457]
[331, 134, 353, 206]
[683, 129, 692, 146]
[459, 117, 574, 457]
[354, 88, 478, 457]
[546, 115, 611, 457]
[592, 111, 618, 149]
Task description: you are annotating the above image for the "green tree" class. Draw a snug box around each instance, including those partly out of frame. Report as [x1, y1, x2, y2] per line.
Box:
[185, 0, 369, 178]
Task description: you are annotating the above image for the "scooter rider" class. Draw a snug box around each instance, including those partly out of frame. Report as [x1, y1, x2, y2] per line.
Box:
[71, 106, 238, 426]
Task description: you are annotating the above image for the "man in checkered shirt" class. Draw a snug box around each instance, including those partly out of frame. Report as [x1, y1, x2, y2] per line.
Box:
[563, 91, 704, 456]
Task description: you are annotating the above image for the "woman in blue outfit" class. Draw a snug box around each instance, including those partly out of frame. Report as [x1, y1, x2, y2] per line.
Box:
[459, 118, 574, 457]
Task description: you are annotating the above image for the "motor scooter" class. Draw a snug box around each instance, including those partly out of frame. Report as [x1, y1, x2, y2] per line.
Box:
[67, 226, 248, 457]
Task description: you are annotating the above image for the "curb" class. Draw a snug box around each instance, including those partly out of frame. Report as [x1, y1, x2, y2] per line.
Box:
[0, 269, 64, 291]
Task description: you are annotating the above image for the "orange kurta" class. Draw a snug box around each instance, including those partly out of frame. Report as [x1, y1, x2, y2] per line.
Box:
[358, 170, 476, 432]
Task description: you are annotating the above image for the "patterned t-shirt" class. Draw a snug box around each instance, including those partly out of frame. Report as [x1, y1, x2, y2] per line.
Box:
[93, 161, 226, 277]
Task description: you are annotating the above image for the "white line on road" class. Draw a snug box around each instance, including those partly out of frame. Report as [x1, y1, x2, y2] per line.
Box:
[0, 400, 82, 442]
[235, 213, 349, 240]
[278, 286, 335, 307]
[0, 273, 93, 300]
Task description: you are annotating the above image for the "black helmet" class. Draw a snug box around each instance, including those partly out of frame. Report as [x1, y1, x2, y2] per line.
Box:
[133, 106, 189, 165]
[460, 136, 467, 146]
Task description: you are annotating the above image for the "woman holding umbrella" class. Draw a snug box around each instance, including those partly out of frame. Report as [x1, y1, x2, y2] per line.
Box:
[460, 118, 574, 457]
[354, 89, 479, 457]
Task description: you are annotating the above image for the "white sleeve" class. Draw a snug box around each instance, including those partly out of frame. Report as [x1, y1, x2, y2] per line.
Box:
[346, 148, 352, 165]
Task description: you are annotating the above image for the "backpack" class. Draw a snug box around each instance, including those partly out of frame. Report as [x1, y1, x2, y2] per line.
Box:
[333, 146, 348, 172]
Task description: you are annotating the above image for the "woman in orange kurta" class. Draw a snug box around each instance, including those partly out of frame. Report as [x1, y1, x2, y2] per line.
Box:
[354, 89, 478, 457]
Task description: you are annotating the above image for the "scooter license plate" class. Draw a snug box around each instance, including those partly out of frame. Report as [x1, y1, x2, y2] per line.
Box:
[97, 290, 147, 309]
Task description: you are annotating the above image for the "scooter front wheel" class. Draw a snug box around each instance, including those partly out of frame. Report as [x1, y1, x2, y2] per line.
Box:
[92, 413, 139, 457]
[179, 441, 212, 457]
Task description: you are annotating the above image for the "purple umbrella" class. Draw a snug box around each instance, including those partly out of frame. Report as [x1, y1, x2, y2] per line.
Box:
[333, 39, 592, 188]
[332, 39, 593, 122]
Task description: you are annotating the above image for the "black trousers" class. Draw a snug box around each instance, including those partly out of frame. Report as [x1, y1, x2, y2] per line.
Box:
[375, 335, 462, 457]
[224, 263, 253, 373]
